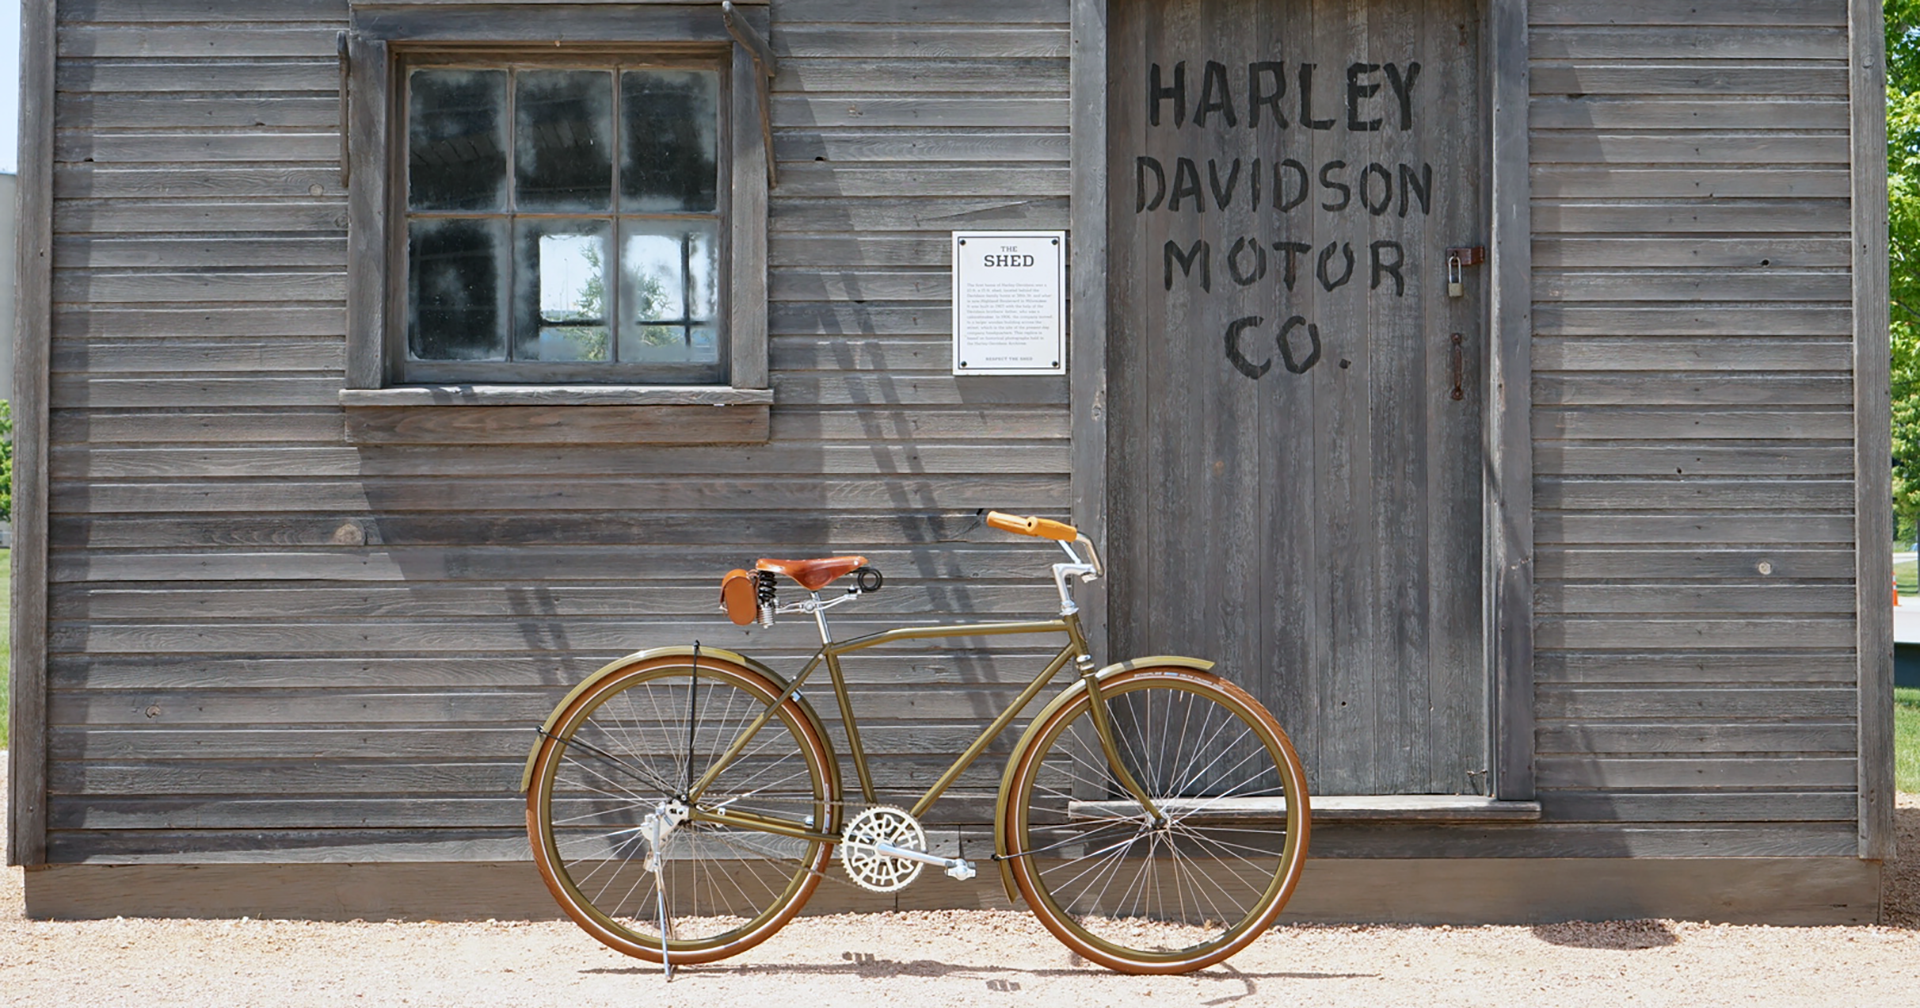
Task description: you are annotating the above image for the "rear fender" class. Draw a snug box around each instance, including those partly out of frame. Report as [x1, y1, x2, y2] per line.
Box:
[519, 645, 838, 797]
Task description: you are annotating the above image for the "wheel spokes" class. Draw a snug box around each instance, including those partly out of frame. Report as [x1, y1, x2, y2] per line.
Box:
[1007, 672, 1305, 969]
[533, 663, 832, 962]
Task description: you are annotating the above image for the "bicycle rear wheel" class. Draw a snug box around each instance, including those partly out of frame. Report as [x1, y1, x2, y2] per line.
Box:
[1000, 666, 1309, 974]
[526, 653, 835, 965]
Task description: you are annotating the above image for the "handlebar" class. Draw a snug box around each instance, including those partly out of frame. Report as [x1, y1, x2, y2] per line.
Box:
[985, 511, 1079, 542]
[985, 511, 1104, 608]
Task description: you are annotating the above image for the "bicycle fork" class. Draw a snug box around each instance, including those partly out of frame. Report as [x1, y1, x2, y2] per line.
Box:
[1062, 617, 1166, 825]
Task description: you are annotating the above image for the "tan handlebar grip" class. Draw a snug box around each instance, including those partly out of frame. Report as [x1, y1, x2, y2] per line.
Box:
[986, 511, 1079, 542]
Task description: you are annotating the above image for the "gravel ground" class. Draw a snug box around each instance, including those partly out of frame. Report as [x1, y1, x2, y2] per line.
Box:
[4, 751, 1920, 1007]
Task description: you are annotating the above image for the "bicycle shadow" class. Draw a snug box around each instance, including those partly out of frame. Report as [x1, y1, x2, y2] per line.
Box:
[1530, 919, 1678, 949]
[582, 954, 1372, 992]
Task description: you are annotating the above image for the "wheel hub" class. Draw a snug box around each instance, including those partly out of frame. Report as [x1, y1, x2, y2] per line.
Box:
[640, 800, 689, 873]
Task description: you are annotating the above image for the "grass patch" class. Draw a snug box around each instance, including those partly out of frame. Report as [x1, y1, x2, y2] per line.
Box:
[1900, 687, 1920, 793]
[1901, 554, 1919, 596]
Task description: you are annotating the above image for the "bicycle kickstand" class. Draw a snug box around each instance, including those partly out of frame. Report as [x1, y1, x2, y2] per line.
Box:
[652, 812, 671, 980]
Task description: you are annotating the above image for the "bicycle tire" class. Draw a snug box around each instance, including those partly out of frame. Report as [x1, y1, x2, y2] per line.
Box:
[526, 653, 836, 965]
[1000, 666, 1309, 974]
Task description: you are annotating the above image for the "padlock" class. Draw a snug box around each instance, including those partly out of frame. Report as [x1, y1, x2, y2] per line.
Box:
[1447, 255, 1463, 298]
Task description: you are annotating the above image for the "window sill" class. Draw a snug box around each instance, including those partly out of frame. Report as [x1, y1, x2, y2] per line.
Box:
[339, 386, 771, 444]
[339, 385, 773, 407]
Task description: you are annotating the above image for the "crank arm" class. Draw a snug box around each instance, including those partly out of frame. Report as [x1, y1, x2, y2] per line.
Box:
[843, 839, 977, 881]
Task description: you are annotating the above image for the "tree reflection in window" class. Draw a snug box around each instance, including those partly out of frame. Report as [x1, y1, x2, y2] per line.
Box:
[518, 224, 611, 361]
[621, 223, 717, 362]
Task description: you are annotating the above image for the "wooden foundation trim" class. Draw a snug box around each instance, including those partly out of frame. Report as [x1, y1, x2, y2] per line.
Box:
[24, 857, 1879, 926]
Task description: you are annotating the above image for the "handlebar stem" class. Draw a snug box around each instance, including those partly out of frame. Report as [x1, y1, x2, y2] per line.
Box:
[1050, 563, 1096, 615]
[1048, 537, 1103, 616]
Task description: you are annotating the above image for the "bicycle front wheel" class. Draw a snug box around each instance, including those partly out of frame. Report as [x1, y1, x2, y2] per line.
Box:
[526, 653, 835, 965]
[1000, 666, 1309, 974]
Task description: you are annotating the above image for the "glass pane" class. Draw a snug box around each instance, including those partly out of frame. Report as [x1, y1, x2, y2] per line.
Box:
[408, 218, 509, 361]
[515, 70, 614, 212]
[514, 219, 613, 362]
[408, 69, 508, 212]
[620, 70, 719, 212]
[618, 220, 720, 364]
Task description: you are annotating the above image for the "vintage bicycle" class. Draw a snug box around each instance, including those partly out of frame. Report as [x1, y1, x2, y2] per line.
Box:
[520, 511, 1310, 975]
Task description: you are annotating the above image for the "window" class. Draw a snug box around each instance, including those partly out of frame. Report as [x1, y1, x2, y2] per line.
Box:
[341, 4, 771, 410]
[404, 59, 727, 383]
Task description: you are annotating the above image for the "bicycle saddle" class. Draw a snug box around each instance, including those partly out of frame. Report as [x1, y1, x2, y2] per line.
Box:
[756, 555, 868, 592]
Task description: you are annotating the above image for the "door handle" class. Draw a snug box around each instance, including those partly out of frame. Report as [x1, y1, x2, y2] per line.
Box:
[1449, 333, 1464, 401]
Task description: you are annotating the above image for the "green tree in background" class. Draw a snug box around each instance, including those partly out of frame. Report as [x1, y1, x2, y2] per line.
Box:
[0, 400, 11, 522]
[1890, 0, 1920, 541]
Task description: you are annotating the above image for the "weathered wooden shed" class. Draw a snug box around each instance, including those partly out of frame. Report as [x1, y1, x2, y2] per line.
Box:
[7, 0, 1894, 922]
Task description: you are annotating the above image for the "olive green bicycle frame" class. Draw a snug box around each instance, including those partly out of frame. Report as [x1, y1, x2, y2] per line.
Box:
[682, 609, 1162, 844]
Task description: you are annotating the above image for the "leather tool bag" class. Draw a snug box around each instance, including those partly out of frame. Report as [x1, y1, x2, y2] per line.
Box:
[720, 568, 760, 626]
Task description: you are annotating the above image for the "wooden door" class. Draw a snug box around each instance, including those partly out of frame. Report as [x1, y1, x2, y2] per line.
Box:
[1106, 0, 1488, 795]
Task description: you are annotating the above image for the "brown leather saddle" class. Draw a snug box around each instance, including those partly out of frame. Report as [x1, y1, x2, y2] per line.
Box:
[754, 555, 869, 592]
[720, 555, 871, 625]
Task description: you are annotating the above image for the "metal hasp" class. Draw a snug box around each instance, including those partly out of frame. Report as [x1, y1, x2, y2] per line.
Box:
[721, 0, 778, 186]
[1445, 245, 1484, 299]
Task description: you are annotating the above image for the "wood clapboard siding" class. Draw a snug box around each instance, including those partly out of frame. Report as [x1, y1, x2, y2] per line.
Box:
[1528, 0, 1858, 850]
[34, 0, 1873, 871]
[44, 0, 1073, 861]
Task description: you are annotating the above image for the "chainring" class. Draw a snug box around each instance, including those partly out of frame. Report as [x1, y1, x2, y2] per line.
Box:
[839, 805, 927, 892]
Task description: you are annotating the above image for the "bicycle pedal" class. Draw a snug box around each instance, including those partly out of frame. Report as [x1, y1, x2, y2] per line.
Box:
[945, 858, 977, 882]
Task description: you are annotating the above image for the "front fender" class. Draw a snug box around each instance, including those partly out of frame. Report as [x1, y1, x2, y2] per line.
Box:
[990, 655, 1216, 903]
[518, 645, 828, 794]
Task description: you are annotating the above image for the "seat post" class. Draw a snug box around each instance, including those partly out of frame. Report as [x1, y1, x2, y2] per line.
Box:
[809, 592, 833, 644]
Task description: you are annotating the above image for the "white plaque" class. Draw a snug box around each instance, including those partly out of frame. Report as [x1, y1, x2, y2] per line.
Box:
[951, 231, 1066, 376]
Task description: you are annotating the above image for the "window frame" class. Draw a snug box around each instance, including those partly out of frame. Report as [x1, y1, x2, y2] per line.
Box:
[396, 52, 733, 385]
[342, 4, 770, 406]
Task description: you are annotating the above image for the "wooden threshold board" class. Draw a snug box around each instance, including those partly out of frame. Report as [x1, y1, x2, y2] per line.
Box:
[1071, 795, 1543, 823]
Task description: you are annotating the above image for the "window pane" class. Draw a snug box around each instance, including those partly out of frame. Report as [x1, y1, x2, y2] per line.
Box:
[515, 70, 614, 212]
[618, 220, 719, 364]
[620, 70, 719, 212]
[514, 219, 613, 362]
[408, 218, 509, 361]
[409, 70, 508, 212]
